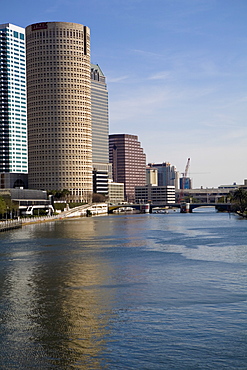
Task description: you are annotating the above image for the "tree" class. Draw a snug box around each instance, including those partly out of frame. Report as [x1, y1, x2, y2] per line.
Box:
[0, 196, 6, 218]
[0, 196, 18, 219]
[47, 189, 71, 201]
[61, 189, 71, 200]
[92, 193, 106, 203]
[230, 188, 247, 215]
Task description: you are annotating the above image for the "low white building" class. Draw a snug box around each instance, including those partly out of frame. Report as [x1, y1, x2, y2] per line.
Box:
[135, 185, 175, 205]
[146, 167, 158, 186]
[108, 180, 125, 204]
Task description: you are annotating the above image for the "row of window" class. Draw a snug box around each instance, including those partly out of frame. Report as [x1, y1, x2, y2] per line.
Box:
[30, 70, 89, 78]
[27, 56, 90, 64]
[28, 106, 90, 112]
[29, 175, 91, 182]
[28, 44, 85, 53]
[28, 39, 85, 48]
[28, 96, 89, 102]
[28, 117, 90, 122]
[11, 31, 25, 40]
[27, 28, 86, 40]
[27, 83, 90, 89]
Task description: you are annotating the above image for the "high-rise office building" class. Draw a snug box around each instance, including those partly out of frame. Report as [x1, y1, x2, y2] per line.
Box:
[179, 177, 192, 190]
[148, 162, 179, 189]
[0, 24, 28, 179]
[146, 167, 158, 186]
[91, 64, 109, 164]
[25, 22, 92, 202]
[91, 63, 110, 195]
[109, 134, 146, 202]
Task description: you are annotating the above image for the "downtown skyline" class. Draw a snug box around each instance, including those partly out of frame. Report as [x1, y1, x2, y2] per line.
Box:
[1, 0, 247, 188]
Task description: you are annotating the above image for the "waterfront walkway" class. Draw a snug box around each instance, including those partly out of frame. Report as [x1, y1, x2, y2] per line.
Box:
[0, 204, 103, 232]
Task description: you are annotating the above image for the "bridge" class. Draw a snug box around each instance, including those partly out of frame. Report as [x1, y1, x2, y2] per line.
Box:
[108, 204, 147, 213]
[151, 202, 231, 213]
[108, 202, 231, 213]
[177, 202, 231, 213]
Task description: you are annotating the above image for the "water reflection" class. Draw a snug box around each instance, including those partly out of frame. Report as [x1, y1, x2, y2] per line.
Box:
[29, 261, 113, 368]
[0, 213, 247, 369]
[0, 219, 119, 369]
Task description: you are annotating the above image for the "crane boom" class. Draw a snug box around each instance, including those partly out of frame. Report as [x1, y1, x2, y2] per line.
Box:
[179, 158, 191, 202]
[184, 158, 190, 178]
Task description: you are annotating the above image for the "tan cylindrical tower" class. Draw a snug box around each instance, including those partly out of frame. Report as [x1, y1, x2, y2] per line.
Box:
[26, 22, 92, 202]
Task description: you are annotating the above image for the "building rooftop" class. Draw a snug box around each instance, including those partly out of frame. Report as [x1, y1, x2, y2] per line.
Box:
[91, 63, 105, 77]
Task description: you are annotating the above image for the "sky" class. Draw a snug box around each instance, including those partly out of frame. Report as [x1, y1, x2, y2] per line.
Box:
[1, 0, 247, 188]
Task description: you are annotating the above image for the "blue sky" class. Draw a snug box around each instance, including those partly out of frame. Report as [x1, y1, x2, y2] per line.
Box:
[2, 0, 247, 188]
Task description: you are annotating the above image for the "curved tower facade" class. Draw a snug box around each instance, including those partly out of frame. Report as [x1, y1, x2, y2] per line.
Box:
[26, 22, 92, 202]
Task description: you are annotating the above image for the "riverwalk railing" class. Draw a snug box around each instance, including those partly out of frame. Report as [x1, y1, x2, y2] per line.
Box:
[21, 214, 62, 225]
[0, 215, 62, 232]
[0, 220, 22, 232]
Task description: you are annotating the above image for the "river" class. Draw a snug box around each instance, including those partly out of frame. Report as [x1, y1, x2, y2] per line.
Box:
[0, 209, 246, 369]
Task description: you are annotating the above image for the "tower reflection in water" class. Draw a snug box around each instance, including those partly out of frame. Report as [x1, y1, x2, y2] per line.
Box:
[0, 217, 118, 369]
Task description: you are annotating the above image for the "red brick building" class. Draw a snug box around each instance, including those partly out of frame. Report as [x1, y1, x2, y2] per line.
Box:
[109, 134, 146, 202]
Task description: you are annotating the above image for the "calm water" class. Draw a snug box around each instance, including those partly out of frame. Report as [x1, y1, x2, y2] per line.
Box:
[0, 209, 246, 369]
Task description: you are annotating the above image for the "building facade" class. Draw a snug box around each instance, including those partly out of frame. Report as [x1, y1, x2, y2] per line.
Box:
[109, 134, 146, 202]
[25, 22, 92, 202]
[108, 180, 125, 204]
[148, 162, 179, 189]
[179, 177, 192, 190]
[0, 172, 28, 189]
[0, 23, 28, 176]
[91, 63, 110, 195]
[92, 164, 109, 195]
[176, 187, 232, 203]
[146, 167, 158, 186]
[135, 185, 175, 205]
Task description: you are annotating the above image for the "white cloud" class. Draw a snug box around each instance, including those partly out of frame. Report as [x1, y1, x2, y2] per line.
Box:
[148, 71, 173, 80]
[107, 75, 130, 83]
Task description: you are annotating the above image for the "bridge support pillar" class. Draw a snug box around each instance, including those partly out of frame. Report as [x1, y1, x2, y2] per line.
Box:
[180, 203, 191, 213]
[139, 204, 150, 213]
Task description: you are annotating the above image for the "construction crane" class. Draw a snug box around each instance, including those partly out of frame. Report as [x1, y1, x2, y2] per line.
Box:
[179, 158, 191, 202]
[184, 157, 190, 178]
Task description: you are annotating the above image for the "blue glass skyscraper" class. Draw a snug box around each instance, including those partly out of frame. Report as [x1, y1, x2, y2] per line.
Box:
[0, 23, 27, 176]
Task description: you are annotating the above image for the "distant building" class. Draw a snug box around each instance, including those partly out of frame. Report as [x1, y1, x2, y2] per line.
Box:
[0, 188, 52, 216]
[108, 180, 124, 204]
[135, 185, 175, 205]
[91, 64, 111, 196]
[0, 23, 28, 177]
[176, 187, 231, 203]
[179, 177, 192, 190]
[178, 181, 247, 203]
[109, 134, 146, 202]
[92, 164, 109, 195]
[146, 167, 158, 186]
[240, 179, 247, 190]
[148, 162, 179, 189]
[218, 183, 239, 190]
[0, 172, 28, 189]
